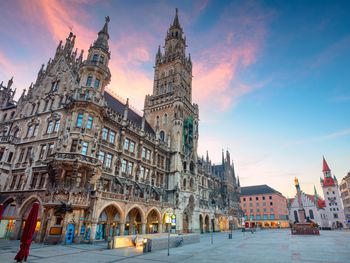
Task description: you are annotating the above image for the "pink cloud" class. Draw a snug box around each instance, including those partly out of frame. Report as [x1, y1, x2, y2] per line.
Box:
[192, 1, 273, 113]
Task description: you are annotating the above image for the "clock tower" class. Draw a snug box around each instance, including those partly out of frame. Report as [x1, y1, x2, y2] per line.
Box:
[320, 157, 347, 229]
[144, 9, 199, 232]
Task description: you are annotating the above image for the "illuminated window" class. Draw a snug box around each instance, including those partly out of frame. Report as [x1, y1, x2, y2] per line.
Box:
[81, 142, 88, 155]
[76, 113, 83, 127]
[86, 116, 93, 129]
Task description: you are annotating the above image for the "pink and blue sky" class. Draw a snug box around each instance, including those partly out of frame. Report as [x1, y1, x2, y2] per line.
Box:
[0, 0, 349, 197]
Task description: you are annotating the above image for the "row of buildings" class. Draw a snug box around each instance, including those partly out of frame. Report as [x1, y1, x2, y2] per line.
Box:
[0, 9, 348, 245]
[0, 10, 242, 244]
[239, 158, 349, 230]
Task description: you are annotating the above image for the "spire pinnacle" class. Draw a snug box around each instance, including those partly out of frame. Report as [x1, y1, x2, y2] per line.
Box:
[92, 16, 110, 52]
[322, 156, 331, 172]
[173, 8, 180, 27]
[101, 16, 110, 35]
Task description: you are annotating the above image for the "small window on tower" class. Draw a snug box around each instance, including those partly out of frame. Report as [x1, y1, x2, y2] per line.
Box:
[100, 55, 105, 64]
[94, 79, 100, 89]
[86, 76, 93, 86]
[159, 131, 165, 142]
[92, 54, 98, 62]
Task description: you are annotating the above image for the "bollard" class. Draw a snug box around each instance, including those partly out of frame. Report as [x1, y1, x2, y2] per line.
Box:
[107, 237, 113, 249]
[143, 238, 148, 253]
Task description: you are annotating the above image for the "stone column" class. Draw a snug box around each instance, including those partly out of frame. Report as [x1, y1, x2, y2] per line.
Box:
[90, 222, 97, 243]
[14, 175, 21, 190]
[141, 223, 146, 234]
[158, 223, 163, 233]
[119, 223, 125, 236]
[35, 174, 41, 189]
[11, 219, 22, 240]
[43, 174, 49, 189]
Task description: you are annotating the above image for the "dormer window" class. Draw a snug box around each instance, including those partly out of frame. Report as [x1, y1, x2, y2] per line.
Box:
[92, 54, 98, 62]
[86, 75, 93, 87]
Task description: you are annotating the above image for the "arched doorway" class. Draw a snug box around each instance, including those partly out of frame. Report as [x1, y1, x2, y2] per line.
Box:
[125, 207, 143, 235]
[183, 213, 189, 233]
[0, 199, 17, 238]
[18, 198, 41, 240]
[146, 209, 160, 234]
[96, 205, 121, 240]
[205, 215, 210, 232]
[199, 214, 203, 233]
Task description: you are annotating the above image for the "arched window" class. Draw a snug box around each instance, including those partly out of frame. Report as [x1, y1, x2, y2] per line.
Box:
[163, 114, 168, 125]
[92, 54, 98, 62]
[86, 75, 93, 86]
[3, 113, 7, 121]
[10, 111, 15, 119]
[183, 162, 187, 171]
[190, 162, 194, 174]
[156, 116, 160, 127]
[190, 178, 194, 188]
[183, 178, 186, 189]
[159, 131, 165, 142]
[309, 209, 314, 219]
[168, 82, 173, 92]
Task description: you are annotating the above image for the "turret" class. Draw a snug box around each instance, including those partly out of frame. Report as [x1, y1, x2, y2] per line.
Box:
[123, 98, 129, 122]
[78, 16, 111, 99]
[0, 77, 16, 108]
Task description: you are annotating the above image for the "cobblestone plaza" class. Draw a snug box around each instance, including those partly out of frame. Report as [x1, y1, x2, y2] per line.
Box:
[1, 230, 349, 263]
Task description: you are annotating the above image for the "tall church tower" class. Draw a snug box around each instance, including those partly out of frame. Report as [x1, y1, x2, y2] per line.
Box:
[320, 157, 347, 229]
[144, 9, 199, 231]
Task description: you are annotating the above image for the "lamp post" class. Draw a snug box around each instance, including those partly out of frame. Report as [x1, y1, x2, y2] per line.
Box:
[211, 199, 216, 245]
[229, 215, 233, 239]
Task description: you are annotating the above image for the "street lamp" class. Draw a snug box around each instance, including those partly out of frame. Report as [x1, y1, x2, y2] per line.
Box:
[229, 215, 233, 239]
[211, 199, 216, 245]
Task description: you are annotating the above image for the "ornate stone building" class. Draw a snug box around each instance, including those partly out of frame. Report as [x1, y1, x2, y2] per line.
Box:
[0, 10, 241, 244]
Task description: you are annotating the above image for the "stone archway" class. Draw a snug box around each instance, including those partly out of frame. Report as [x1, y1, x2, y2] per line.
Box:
[96, 205, 122, 240]
[182, 195, 195, 233]
[146, 208, 161, 234]
[183, 212, 190, 233]
[205, 215, 210, 232]
[125, 206, 144, 235]
[17, 197, 42, 240]
[0, 198, 17, 238]
[199, 214, 204, 233]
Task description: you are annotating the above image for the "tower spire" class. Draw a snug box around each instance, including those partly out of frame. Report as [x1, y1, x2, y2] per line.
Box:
[92, 16, 110, 52]
[173, 8, 180, 27]
[322, 156, 331, 178]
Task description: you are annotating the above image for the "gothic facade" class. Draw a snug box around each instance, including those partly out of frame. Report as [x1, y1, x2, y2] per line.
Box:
[0, 10, 241, 244]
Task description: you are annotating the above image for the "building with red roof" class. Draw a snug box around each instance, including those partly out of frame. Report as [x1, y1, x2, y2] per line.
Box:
[320, 157, 347, 229]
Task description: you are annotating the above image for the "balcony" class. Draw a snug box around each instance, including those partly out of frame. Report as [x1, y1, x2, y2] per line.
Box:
[53, 152, 99, 165]
[0, 135, 20, 144]
[82, 60, 110, 74]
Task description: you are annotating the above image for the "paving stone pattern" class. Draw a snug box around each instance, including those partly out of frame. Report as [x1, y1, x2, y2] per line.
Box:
[1, 230, 349, 262]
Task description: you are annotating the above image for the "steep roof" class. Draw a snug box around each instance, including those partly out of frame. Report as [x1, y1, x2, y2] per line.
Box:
[322, 156, 331, 172]
[241, 184, 281, 196]
[104, 92, 155, 135]
[289, 193, 326, 209]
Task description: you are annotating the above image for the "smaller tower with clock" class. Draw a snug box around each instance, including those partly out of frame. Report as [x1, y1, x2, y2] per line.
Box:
[320, 157, 347, 229]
